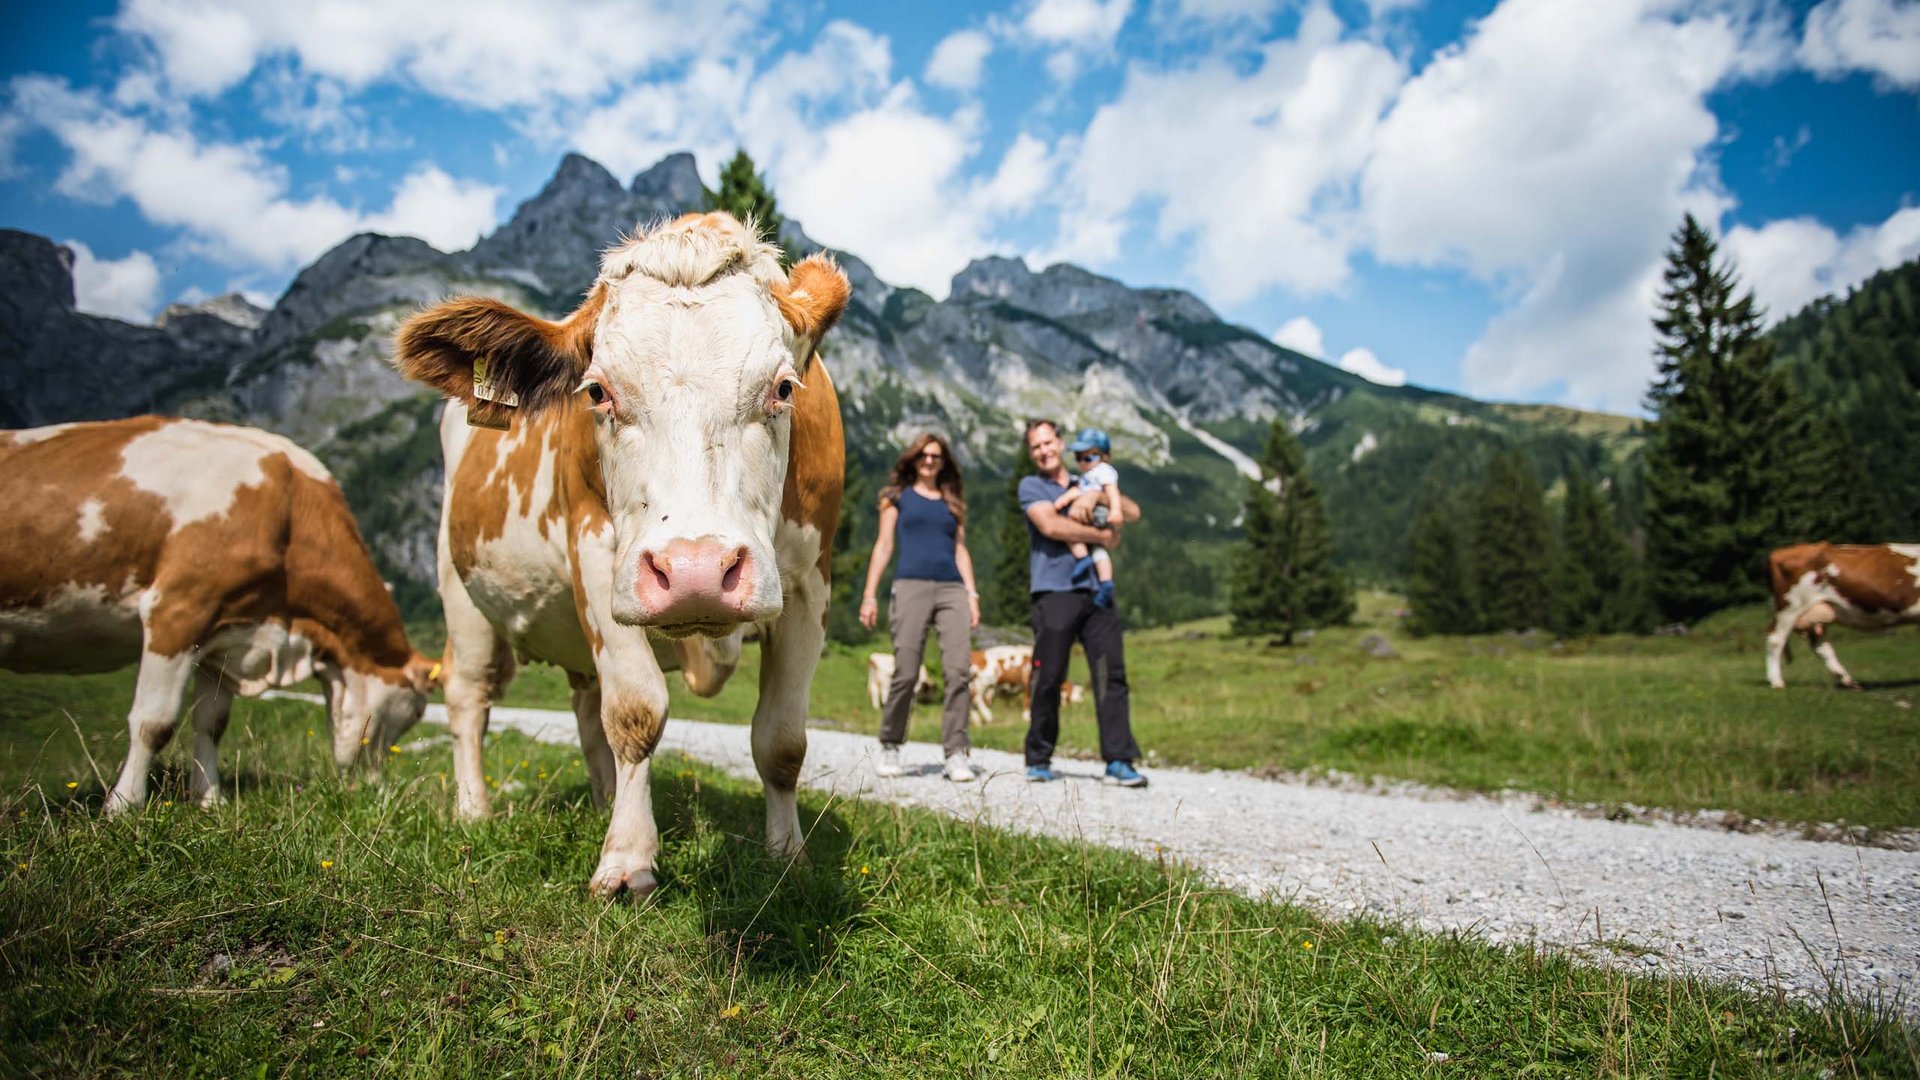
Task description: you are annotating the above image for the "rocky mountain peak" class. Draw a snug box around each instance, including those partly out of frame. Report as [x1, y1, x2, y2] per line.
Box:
[630, 151, 705, 210]
[0, 229, 78, 315]
[950, 255, 1033, 302]
[156, 292, 266, 331]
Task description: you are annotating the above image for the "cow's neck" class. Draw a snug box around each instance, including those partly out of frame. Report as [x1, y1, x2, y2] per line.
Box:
[280, 473, 413, 673]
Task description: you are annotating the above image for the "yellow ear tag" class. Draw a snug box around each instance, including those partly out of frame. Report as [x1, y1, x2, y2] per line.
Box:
[427, 662, 442, 682]
[467, 355, 516, 430]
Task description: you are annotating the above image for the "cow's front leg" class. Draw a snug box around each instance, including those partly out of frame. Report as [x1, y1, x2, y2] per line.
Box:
[187, 668, 234, 809]
[1765, 608, 1798, 689]
[587, 627, 670, 899]
[441, 564, 514, 821]
[106, 645, 198, 815]
[567, 674, 615, 809]
[751, 582, 828, 859]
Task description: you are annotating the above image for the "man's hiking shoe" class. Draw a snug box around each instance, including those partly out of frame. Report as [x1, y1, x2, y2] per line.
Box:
[1025, 764, 1058, 783]
[875, 744, 904, 778]
[944, 753, 976, 783]
[1103, 760, 1147, 788]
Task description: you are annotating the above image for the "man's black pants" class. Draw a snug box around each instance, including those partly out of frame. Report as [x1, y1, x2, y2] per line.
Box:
[1025, 590, 1141, 767]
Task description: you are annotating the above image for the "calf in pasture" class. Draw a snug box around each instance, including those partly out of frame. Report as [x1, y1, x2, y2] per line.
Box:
[395, 211, 849, 897]
[866, 652, 937, 710]
[967, 644, 1084, 724]
[0, 417, 435, 812]
[1765, 542, 1920, 689]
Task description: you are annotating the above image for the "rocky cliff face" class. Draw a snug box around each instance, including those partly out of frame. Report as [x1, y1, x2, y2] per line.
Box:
[0, 153, 1638, 621]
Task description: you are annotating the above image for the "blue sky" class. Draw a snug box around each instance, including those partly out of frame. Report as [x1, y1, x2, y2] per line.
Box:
[2, 0, 1916, 415]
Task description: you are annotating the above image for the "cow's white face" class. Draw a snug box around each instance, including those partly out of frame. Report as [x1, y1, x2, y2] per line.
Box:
[582, 269, 801, 636]
[322, 666, 430, 770]
[393, 211, 849, 641]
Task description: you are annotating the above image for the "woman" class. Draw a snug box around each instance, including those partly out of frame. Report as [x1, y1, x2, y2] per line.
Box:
[859, 432, 981, 782]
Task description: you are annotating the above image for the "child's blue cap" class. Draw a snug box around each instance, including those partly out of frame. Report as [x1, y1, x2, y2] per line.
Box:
[1067, 428, 1111, 455]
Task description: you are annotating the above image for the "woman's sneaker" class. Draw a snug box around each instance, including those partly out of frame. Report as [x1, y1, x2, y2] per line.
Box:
[875, 744, 904, 778]
[1103, 760, 1147, 787]
[944, 753, 976, 783]
[1025, 764, 1058, 783]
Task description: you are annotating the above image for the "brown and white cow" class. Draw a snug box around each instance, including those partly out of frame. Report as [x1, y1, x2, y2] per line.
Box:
[866, 652, 936, 710]
[0, 417, 435, 812]
[967, 644, 1084, 724]
[1766, 542, 1920, 689]
[394, 212, 848, 898]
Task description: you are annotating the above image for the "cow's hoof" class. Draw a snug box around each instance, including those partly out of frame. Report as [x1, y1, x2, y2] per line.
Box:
[1840, 680, 1864, 692]
[1768, 681, 1786, 690]
[588, 861, 658, 900]
[195, 791, 225, 810]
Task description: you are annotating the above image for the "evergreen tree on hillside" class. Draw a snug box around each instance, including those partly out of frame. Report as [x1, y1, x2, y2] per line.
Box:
[1406, 487, 1479, 636]
[1230, 419, 1352, 643]
[706, 150, 786, 261]
[1474, 449, 1554, 632]
[1550, 468, 1642, 636]
[1643, 214, 1823, 622]
[826, 455, 874, 645]
[984, 441, 1036, 627]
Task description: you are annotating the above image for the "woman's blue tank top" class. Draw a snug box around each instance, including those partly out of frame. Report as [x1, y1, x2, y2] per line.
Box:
[893, 488, 961, 582]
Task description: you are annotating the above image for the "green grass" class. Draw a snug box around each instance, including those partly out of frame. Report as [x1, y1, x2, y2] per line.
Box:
[3, 672, 1915, 1076]
[483, 594, 1920, 833]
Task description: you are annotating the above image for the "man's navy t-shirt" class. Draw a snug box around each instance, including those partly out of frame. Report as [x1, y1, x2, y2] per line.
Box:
[1018, 474, 1088, 594]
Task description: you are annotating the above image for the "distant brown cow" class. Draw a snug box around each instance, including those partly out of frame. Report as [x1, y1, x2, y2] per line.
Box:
[1765, 543, 1920, 689]
[0, 418, 435, 811]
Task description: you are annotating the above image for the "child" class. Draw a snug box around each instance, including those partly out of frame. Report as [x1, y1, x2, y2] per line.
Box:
[1055, 427, 1121, 608]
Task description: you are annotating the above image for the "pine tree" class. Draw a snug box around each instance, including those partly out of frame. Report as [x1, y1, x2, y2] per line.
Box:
[825, 454, 873, 645]
[1405, 488, 1479, 636]
[984, 441, 1036, 627]
[1230, 418, 1352, 643]
[1474, 449, 1554, 632]
[1550, 468, 1641, 636]
[1643, 214, 1822, 622]
[706, 149, 786, 261]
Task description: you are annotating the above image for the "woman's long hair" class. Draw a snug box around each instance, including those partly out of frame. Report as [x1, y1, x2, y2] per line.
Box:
[878, 432, 966, 526]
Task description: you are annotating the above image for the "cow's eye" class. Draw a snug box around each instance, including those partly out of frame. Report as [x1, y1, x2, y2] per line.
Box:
[775, 378, 796, 403]
[585, 381, 608, 406]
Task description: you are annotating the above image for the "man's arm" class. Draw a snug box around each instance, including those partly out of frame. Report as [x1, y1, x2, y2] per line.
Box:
[1025, 501, 1122, 548]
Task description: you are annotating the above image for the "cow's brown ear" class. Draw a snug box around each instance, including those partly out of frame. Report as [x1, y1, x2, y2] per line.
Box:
[774, 254, 850, 366]
[393, 285, 605, 414]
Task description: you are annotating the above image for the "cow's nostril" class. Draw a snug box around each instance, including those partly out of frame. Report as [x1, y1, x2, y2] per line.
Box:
[643, 551, 671, 592]
[720, 548, 746, 594]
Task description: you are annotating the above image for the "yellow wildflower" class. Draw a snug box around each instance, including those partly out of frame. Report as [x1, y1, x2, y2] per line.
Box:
[66, 781, 78, 789]
[389, 745, 401, 754]
[321, 860, 335, 870]
[719, 1005, 743, 1019]
[859, 865, 870, 876]
[1302, 941, 1314, 950]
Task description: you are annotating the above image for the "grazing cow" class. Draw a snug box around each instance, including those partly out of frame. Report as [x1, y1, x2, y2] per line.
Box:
[967, 644, 1084, 724]
[866, 652, 937, 710]
[394, 211, 849, 898]
[1766, 542, 1920, 689]
[0, 417, 435, 812]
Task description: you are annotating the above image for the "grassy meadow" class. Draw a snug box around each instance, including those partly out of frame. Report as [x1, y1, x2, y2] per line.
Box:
[3, 669, 1917, 1076]
[486, 593, 1920, 834]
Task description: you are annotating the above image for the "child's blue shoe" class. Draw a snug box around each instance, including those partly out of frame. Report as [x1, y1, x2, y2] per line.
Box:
[1093, 581, 1115, 608]
[1071, 554, 1095, 578]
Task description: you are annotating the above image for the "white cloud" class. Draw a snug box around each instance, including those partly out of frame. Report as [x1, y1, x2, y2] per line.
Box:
[66, 240, 162, 322]
[1360, 0, 1793, 411]
[11, 77, 499, 268]
[1159, 0, 1287, 24]
[110, 0, 769, 109]
[1724, 204, 1920, 322]
[364, 166, 503, 253]
[1800, 0, 1920, 89]
[1054, 2, 1403, 300]
[974, 132, 1055, 213]
[1337, 346, 1406, 386]
[1271, 315, 1324, 358]
[1021, 0, 1134, 47]
[926, 29, 994, 92]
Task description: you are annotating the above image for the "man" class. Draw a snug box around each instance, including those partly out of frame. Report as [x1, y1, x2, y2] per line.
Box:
[1017, 419, 1148, 787]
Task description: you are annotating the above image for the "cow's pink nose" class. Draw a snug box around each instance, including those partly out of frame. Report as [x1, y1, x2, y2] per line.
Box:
[634, 537, 755, 625]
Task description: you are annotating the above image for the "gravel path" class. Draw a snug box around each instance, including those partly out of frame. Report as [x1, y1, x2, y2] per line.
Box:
[405, 699, 1920, 1018]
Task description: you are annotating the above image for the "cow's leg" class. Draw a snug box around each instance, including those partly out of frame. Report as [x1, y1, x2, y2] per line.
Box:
[1765, 607, 1799, 689]
[568, 674, 615, 809]
[1806, 625, 1861, 689]
[441, 568, 513, 821]
[751, 585, 828, 859]
[575, 534, 671, 899]
[187, 668, 234, 809]
[106, 647, 198, 814]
